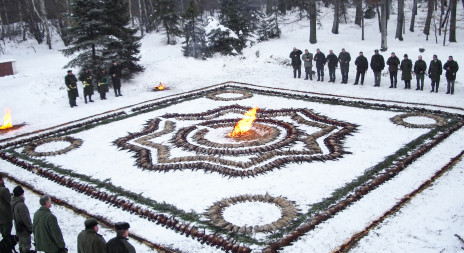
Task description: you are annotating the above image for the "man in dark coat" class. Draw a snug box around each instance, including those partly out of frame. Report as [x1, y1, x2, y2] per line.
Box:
[109, 61, 123, 97]
[96, 69, 109, 100]
[338, 48, 351, 83]
[77, 218, 106, 253]
[386, 52, 400, 88]
[314, 48, 326, 81]
[400, 54, 413, 89]
[289, 47, 302, 78]
[65, 70, 79, 108]
[326, 50, 338, 82]
[370, 49, 385, 87]
[428, 54, 442, 93]
[301, 49, 313, 80]
[354, 52, 368, 85]
[106, 222, 136, 253]
[33, 195, 67, 253]
[78, 68, 94, 104]
[11, 186, 33, 253]
[443, 56, 459, 94]
[414, 55, 427, 90]
[0, 174, 13, 239]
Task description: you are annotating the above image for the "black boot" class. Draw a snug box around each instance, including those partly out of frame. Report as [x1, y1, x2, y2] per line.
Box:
[84, 97, 88, 104]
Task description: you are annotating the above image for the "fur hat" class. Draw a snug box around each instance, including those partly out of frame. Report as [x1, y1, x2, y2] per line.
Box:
[13, 186, 24, 197]
[115, 222, 130, 230]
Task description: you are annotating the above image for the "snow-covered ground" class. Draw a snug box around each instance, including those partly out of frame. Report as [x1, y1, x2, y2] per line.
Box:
[0, 2, 463, 253]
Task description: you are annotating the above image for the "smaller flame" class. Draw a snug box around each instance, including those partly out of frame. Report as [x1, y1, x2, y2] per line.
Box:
[228, 107, 258, 137]
[0, 108, 13, 129]
[155, 83, 166, 90]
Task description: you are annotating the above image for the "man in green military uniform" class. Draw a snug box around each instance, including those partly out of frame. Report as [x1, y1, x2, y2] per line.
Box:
[106, 222, 136, 253]
[78, 68, 94, 104]
[11, 186, 34, 253]
[301, 49, 313, 80]
[65, 70, 79, 108]
[33, 195, 67, 253]
[77, 218, 106, 253]
[0, 174, 13, 239]
[400, 54, 413, 89]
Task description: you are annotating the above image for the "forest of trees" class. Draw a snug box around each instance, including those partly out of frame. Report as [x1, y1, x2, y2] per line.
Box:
[0, 0, 461, 76]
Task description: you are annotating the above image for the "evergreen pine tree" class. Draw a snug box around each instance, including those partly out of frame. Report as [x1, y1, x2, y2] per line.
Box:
[258, 1, 281, 41]
[182, 0, 208, 58]
[218, 0, 263, 51]
[205, 17, 242, 56]
[153, 0, 183, 45]
[61, 0, 108, 73]
[103, 0, 143, 79]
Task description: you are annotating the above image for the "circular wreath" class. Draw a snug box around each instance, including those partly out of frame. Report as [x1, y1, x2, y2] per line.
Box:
[391, 113, 447, 128]
[205, 194, 299, 234]
[22, 136, 83, 157]
[206, 90, 253, 101]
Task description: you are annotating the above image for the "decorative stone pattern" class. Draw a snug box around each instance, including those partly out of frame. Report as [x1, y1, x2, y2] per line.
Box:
[391, 113, 447, 128]
[205, 194, 299, 234]
[114, 105, 357, 177]
[22, 136, 83, 157]
[206, 90, 253, 101]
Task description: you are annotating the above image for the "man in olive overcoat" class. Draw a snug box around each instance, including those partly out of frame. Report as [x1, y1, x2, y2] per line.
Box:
[33, 195, 67, 253]
[400, 54, 413, 89]
[301, 49, 313, 80]
[0, 174, 13, 238]
[11, 186, 33, 253]
[338, 48, 351, 83]
[428, 55, 442, 93]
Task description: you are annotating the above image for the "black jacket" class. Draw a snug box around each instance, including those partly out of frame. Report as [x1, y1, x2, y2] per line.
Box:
[355, 55, 368, 72]
[428, 60, 443, 82]
[370, 54, 385, 72]
[326, 53, 338, 68]
[289, 50, 303, 66]
[443, 60, 459, 81]
[414, 60, 427, 75]
[314, 52, 326, 68]
[386, 56, 400, 73]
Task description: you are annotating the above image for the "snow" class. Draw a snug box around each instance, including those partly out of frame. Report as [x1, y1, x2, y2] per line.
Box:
[0, 2, 463, 253]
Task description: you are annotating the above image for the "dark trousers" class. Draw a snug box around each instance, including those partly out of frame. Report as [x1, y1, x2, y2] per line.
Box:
[304, 67, 312, 80]
[354, 71, 365, 84]
[0, 221, 13, 238]
[292, 65, 301, 78]
[446, 79, 455, 94]
[373, 71, 381, 86]
[389, 72, 397, 87]
[328, 67, 336, 81]
[404, 80, 411, 89]
[416, 74, 424, 90]
[112, 77, 122, 96]
[316, 66, 324, 80]
[341, 69, 348, 83]
[431, 80, 439, 92]
[67, 92, 77, 107]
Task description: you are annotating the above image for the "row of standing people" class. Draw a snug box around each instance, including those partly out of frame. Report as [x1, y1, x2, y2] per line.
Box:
[0, 174, 136, 253]
[64, 61, 123, 108]
[290, 48, 459, 94]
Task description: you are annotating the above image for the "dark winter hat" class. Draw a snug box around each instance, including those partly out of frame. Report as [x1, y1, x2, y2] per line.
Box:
[360, 51, 363, 54]
[391, 52, 395, 54]
[404, 54, 408, 57]
[84, 218, 99, 229]
[449, 56, 453, 59]
[67, 70, 72, 73]
[13, 186, 24, 197]
[115, 222, 130, 230]
[374, 49, 379, 52]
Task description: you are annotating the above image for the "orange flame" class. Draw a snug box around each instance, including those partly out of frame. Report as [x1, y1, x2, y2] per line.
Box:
[228, 107, 258, 137]
[0, 108, 13, 129]
[155, 83, 166, 90]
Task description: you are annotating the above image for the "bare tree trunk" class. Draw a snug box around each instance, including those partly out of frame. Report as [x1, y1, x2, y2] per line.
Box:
[128, 0, 133, 27]
[137, 0, 144, 35]
[381, 0, 388, 50]
[355, 0, 362, 26]
[376, 5, 381, 32]
[396, 0, 404, 40]
[309, 0, 317, 43]
[424, 0, 434, 36]
[143, 0, 151, 32]
[410, 0, 417, 31]
[443, 9, 449, 45]
[439, 0, 444, 35]
[38, 0, 52, 49]
[362, 10, 365, 40]
[449, 0, 457, 42]
[332, 0, 339, 34]
[1, 0, 11, 40]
